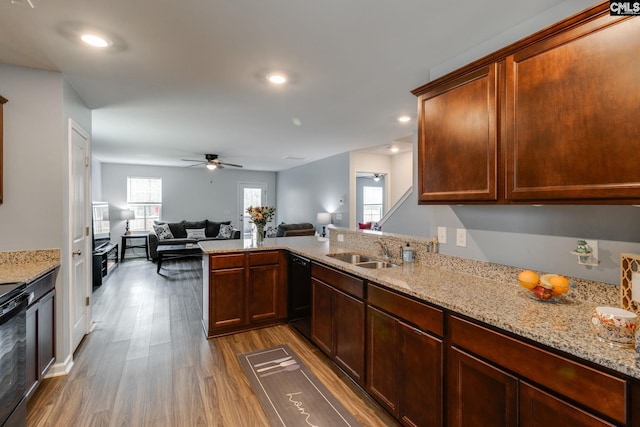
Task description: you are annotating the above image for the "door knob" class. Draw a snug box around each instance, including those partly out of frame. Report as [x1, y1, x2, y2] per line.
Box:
[72, 250, 82, 256]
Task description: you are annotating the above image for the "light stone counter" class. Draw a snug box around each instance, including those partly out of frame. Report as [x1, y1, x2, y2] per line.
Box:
[199, 236, 640, 380]
[0, 249, 61, 284]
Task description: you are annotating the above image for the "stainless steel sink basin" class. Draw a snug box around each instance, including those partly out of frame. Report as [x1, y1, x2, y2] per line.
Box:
[327, 253, 374, 264]
[355, 261, 399, 269]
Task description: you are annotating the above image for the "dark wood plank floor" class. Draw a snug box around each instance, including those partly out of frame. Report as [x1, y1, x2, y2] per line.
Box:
[27, 258, 398, 426]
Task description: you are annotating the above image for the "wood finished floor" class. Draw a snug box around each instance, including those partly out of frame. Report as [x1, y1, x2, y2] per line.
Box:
[27, 258, 398, 426]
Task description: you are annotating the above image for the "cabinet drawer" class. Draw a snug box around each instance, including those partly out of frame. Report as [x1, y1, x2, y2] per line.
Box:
[249, 251, 279, 266]
[210, 253, 245, 270]
[450, 315, 626, 424]
[25, 270, 56, 304]
[367, 283, 443, 336]
[312, 262, 363, 299]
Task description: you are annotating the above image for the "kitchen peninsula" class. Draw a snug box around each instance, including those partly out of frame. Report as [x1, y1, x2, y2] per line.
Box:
[200, 232, 640, 426]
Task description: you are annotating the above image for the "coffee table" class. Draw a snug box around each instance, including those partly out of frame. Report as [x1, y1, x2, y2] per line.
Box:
[156, 244, 202, 273]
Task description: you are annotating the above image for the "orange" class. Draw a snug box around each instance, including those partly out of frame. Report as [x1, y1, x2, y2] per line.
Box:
[550, 275, 570, 295]
[518, 270, 539, 290]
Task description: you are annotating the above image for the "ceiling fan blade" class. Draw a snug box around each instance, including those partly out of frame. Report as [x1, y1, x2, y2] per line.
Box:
[218, 161, 243, 168]
[181, 158, 206, 163]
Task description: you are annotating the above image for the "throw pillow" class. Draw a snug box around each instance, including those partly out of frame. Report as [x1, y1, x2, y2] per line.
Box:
[216, 224, 234, 239]
[186, 228, 207, 239]
[153, 223, 174, 240]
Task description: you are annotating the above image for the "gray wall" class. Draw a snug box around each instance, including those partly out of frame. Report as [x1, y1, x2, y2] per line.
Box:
[100, 162, 277, 239]
[276, 152, 350, 234]
[0, 65, 65, 250]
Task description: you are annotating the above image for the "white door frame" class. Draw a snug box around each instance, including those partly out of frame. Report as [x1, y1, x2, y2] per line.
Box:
[67, 118, 91, 356]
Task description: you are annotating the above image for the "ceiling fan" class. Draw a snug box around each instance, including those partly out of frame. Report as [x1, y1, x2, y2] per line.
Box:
[181, 154, 243, 170]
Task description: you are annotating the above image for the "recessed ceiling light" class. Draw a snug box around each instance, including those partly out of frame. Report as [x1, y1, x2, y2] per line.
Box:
[80, 34, 111, 48]
[266, 73, 287, 85]
[387, 145, 400, 153]
[397, 115, 411, 123]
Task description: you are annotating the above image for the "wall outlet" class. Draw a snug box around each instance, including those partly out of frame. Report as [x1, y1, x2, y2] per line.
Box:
[456, 228, 467, 247]
[337, 234, 344, 242]
[437, 226, 447, 244]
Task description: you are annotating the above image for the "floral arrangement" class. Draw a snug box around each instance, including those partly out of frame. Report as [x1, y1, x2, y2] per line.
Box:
[246, 206, 276, 227]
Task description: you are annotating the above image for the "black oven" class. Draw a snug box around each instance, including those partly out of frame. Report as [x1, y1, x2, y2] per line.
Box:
[0, 282, 28, 427]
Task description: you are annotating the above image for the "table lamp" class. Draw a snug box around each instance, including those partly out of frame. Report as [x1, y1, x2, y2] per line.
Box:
[120, 209, 135, 235]
[316, 212, 332, 238]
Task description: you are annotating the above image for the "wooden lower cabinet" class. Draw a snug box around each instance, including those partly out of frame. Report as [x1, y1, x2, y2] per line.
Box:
[449, 314, 626, 426]
[367, 305, 442, 427]
[520, 382, 614, 427]
[25, 270, 57, 399]
[311, 278, 333, 354]
[448, 347, 518, 427]
[205, 251, 286, 337]
[311, 263, 365, 386]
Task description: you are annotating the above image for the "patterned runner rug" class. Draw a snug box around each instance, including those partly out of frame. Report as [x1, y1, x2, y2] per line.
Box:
[238, 344, 361, 427]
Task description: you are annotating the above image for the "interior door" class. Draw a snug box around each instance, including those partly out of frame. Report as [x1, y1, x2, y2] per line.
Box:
[237, 182, 267, 238]
[69, 119, 91, 353]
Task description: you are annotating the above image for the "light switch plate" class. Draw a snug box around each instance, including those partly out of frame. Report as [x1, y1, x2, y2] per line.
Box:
[437, 227, 447, 244]
[456, 228, 467, 247]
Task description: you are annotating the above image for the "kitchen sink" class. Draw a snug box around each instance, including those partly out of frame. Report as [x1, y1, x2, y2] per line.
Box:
[355, 261, 399, 269]
[327, 253, 399, 269]
[326, 253, 374, 264]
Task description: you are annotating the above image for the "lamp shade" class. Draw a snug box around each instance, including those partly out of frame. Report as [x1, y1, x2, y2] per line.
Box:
[120, 209, 135, 220]
[316, 212, 332, 225]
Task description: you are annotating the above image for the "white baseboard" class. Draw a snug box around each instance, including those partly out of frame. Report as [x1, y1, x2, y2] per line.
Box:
[44, 354, 74, 378]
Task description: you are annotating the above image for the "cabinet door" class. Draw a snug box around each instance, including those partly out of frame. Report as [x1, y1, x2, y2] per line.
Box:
[333, 287, 365, 386]
[399, 321, 442, 427]
[311, 278, 333, 356]
[38, 291, 55, 378]
[448, 347, 518, 427]
[366, 306, 399, 417]
[25, 303, 38, 397]
[248, 264, 279, 322]
[505, 15, 640, 201]
[210, 268, 246, 328]
[417, 64, 498, 202]
[520, 382, 614, 427]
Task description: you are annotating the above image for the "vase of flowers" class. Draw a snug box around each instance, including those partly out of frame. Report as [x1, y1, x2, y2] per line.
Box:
[246, 206, 275, 245]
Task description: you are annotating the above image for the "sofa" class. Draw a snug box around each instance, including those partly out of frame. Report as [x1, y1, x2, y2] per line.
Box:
[148, 219, 240, 261]
[275, 222, 316, 237]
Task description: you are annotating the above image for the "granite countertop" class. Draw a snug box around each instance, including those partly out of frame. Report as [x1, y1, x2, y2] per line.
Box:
[0, 249, 61, 284]
[199, 236, 640, 380]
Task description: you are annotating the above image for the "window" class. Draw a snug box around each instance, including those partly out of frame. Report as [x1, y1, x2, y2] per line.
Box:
[363, 186, 383, 223]
[127, 177, 162, 231]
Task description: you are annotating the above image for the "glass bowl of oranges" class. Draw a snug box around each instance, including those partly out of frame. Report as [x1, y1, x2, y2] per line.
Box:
[517, 270, 573, 303]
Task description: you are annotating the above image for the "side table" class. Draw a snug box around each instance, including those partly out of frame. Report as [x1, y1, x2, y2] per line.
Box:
[121, 234, 149, 261]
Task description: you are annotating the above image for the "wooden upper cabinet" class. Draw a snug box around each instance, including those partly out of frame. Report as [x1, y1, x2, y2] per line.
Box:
[416, 64, 498, 202]
[0, 95, 7, 204]
[413, 2, 640, 204]
[506, 14, 640, 202]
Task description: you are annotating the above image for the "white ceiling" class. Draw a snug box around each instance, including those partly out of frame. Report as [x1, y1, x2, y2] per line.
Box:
[0, 0, 586, 171]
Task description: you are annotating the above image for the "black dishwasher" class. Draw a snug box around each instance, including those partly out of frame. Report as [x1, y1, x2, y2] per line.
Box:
[288, 254, 311, 340]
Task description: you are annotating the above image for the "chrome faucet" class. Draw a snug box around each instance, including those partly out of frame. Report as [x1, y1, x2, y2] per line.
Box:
[376, 240, 392, 259]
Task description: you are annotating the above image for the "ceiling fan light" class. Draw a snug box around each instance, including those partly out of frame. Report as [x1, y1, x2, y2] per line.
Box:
[206, 163, 217, 170]
[373, 173, 381, 182]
